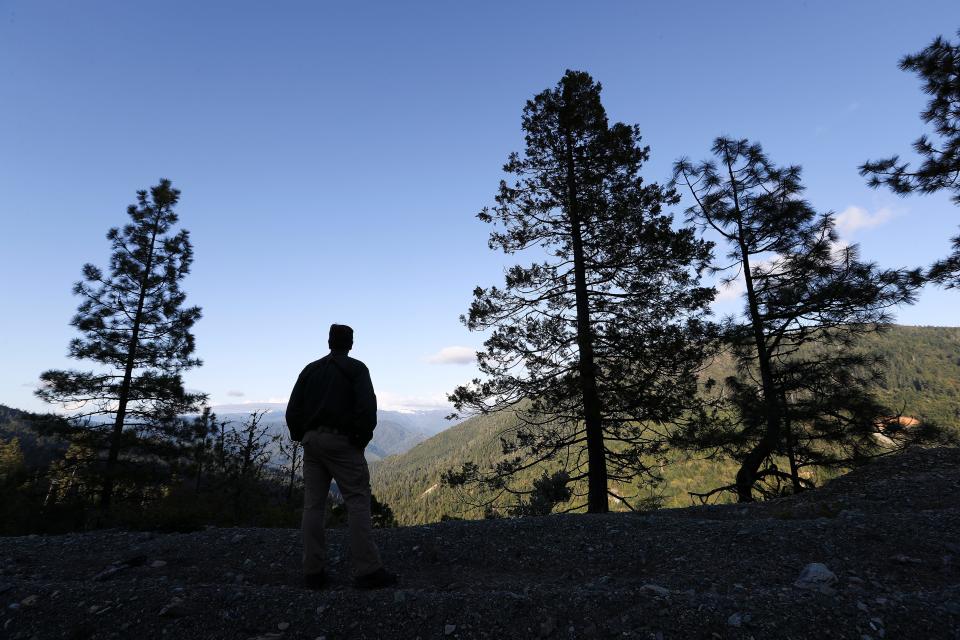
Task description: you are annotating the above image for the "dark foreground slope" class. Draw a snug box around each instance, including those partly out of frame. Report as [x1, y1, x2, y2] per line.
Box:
[2, 447, 958, 640]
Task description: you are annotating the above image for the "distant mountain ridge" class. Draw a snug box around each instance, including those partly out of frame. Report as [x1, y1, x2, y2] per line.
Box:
[0, 402, 456, 467]
[209, 404, 456, 460]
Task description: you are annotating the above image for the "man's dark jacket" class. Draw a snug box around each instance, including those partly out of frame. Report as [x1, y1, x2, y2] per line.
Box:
[285, 353, 377, 448]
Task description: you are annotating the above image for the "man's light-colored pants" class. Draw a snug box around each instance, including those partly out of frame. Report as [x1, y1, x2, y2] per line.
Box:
[301, 430, 383, 577]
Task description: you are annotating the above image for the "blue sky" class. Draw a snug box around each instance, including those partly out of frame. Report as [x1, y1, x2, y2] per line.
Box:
[2, 1, 958, 414]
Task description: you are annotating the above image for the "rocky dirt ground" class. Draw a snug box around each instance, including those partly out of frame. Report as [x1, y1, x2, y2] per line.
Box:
[1, 447, 958, 639]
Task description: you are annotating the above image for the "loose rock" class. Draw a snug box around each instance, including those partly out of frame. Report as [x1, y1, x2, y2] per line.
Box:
[640, 584, 670, 597]
[794, 563, 838, 594]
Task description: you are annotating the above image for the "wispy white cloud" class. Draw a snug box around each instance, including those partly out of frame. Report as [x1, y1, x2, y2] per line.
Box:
[378, 390, 452, 413]
[714, 277, 746, 303]
[425, 346, 476, 365]
[226, 390, 245, 397]
[834, 206, 894, 236]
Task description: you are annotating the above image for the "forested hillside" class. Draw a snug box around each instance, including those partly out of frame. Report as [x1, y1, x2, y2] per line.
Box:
[859, 326, 960, 425]
[0, 406, 69, 469]
[372, 325, 960, 525]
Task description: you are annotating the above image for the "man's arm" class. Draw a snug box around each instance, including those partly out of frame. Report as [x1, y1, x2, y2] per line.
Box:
[352, 363, 377, 445]
[285, 367, 310, 440]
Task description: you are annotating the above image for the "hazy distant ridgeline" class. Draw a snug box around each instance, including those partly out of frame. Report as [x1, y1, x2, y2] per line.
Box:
[209, 406, 455, 461]
[371, 325, 960, 525]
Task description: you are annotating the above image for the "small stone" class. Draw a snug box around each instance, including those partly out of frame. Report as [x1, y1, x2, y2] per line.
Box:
[539, 617, 556, 637]
[278, 622, 290, 631]
[87, 604, 99, 613]
[8, 603, 20, 611]
[393, 591, 406, 604]
[243, 558, 255, 569]
[151, 560, 168, 569]
[231, 534, 245, 544]
[794, 563, 837, 594]
[444, 624, 457, 635]
[890, 554, 921, 564]
[857, 601, 869, 612]
[727, 613, 743, 627]
[640, 584, 670, 597]
[20, 596, 38, 607]
[159, 597, 189, 618]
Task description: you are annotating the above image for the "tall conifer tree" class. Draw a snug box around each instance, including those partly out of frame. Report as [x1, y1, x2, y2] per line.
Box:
[38, 179, 205, 508]
[448, 71, 714, 513]
[674, 139, 927, 502]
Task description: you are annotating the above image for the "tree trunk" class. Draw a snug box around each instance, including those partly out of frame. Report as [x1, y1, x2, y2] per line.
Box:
[782, 390, 801, 494]
[726, 158, 781, 503]
[195, 442, 204, 494]
[286, 448, 297, 503]
[563, 129, 608, 514]
[100, 222, 161, 509]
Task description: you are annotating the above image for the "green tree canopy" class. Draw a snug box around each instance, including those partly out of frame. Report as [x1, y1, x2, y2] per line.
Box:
[448, 71, 715, 513]
[675, 138, 928, 502]
[861, 29, 960, 287]
[37, 179, 205, 508]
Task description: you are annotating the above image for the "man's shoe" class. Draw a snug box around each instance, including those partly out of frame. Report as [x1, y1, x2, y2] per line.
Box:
[304, 570, 327, 590]
[353, 567, 398, 589]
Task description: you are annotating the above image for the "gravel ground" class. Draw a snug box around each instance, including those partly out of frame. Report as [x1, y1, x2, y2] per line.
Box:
[1, 447, 958, 639]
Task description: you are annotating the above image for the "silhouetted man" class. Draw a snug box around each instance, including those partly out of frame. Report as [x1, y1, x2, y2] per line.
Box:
[286, 323, 397, 590]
